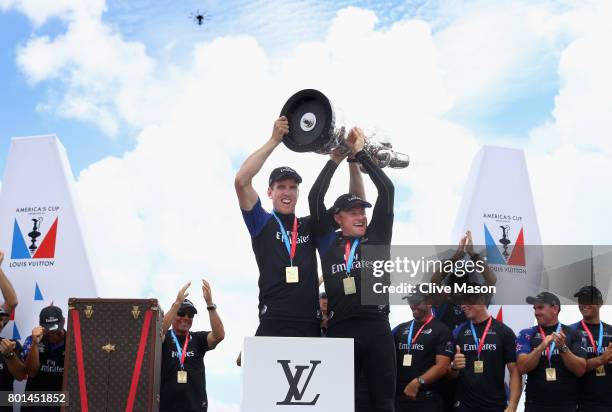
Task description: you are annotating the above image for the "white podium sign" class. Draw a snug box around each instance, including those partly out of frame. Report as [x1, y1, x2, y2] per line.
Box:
[242, 337, 354, 412]
[0, 136, 98, 342]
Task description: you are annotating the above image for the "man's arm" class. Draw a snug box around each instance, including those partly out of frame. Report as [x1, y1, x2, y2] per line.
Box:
[24, 328, 43, 378]
[586, 342, 612, 371]
[464, 231, 497, 286]
[234, 117, 287, 210]
[516, 334, 553, 374]
[348, 161, 366, 199]
[556, 330, 587, 376]
[404, 355, 450, 400]
[349, 129, 394, 240]
[430, 237, 465, 284]
[162, 282, 191, 340]
[308, 155, 340, 228]
[0, 251, 18, 313]
[505, 362, 522, 412]
[446, 345, 464, 379]
[203, 280, 225, 349]
[1, 340, 26, 380]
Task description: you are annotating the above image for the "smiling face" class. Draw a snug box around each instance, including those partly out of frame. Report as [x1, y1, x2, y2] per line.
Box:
[533, 304, 559, 326]
[334, 206, 367, 237]
[460, 304, 487, 321]
[268, 178, 299, 214]
[578, 303, 601, 320]
[172, 312, 194, 335]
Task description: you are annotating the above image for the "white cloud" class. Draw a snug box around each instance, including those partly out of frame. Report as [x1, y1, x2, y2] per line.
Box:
[12, 0, 178, 136]
[0, 0, 103, 26]
[526, 0, 612, 245]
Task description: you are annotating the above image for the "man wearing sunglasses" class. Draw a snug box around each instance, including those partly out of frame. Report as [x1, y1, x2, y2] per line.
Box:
[22, 305, 66, 412]
[160, 280, 225, 412]
[0, 250, 26, 408]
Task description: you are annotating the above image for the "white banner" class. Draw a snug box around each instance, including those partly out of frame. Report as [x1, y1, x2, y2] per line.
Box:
[452, 145, 543, 328]
[242, 337, 354, 412]
[0, 135, 98, 342]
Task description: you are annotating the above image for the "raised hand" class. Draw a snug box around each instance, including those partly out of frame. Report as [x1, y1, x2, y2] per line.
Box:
[346, 127, 365, 155]
[271, 116, 289, 143]
[202, 279, 213, 305]
[32, 326, 44, 345]
[175, 282, 191, 305]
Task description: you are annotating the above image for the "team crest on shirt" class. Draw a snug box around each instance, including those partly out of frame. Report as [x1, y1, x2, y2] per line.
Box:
[421, 328, 433, 335]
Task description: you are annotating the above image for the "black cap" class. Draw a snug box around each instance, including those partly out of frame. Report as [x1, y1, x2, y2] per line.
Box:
[39, 306, 64, 332]
[574, 286, 603, 305]
[332, 194, 372, 214]
[526, 292, 561, 307]
[179, 299, 198, 315]
[403, 289, 429, 305]
[268, 167, 302, 186]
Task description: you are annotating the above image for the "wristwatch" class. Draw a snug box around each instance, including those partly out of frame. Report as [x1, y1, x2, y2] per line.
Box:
[417, 376, 426, 385]
[560, 345, 569, 353]
[2, 352, 15, 359]
[207, 303, 217, 311]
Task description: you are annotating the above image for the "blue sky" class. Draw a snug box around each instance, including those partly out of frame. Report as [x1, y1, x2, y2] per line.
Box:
[2, 1, 611, 410]
[0, 0, 562, 176]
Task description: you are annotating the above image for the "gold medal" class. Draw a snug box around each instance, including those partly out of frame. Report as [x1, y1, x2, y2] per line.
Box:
[285, 266, 299, 283]
[177, 370, 188, 384]
[403, 354, 412, 367]
[474, 360, 484, 374]
[546, 367, 557, 381]
[343, 277, 356, 295]
[596, 365, 606, 377]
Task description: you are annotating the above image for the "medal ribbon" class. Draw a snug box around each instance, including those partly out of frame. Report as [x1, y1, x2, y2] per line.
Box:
[407, 314, 434, 354]
[171, 330, 190, 369]
[581, 320, 604, 355]
[272, 212, 299, 266]
[538, 323, 562, 368]
[469, 316, 492, 361]
[344, 239, 360, 276]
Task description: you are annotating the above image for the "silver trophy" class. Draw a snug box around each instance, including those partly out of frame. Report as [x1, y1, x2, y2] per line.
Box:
[280, 89, 409, 169]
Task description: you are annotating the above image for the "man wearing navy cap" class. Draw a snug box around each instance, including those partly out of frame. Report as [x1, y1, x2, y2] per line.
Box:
[234, 116, 364, 337]
[309, 128, 396, 411]
[393, 291, 454, 411]
[160, 280, 224, 412]
[570, 285, 612, 412]
[22, 305, 66, 411]
[517, 292, 588, 412]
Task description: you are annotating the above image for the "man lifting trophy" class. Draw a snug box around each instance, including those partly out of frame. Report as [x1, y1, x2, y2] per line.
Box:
[280, 89, 409, 170]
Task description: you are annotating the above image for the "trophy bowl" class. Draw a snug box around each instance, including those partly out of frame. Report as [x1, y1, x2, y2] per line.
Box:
[280, 89, 409, 169]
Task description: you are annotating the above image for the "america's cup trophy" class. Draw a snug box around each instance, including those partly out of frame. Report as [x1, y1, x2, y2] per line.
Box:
[280, 89, 409, 170]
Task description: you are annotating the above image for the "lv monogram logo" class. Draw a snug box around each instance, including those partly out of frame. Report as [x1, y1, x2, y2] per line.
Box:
[276, 360, 321, 405]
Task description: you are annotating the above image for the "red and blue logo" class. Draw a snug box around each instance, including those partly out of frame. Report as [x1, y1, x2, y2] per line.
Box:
[484, 224, 525, 266]
[10, 217, 58, 259]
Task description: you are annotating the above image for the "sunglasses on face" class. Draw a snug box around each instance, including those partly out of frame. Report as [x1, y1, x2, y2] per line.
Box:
[176, 311, 194, 318]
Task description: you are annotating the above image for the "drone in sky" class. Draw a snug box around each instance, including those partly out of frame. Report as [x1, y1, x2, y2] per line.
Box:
[189, 9, 211, 26]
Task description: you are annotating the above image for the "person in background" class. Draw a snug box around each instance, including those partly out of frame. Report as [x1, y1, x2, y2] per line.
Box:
[22, 305, 66, 412]
[570, 286, 612, 412]
[160, 280, 224, 412]
[516, 292, 587, 412]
